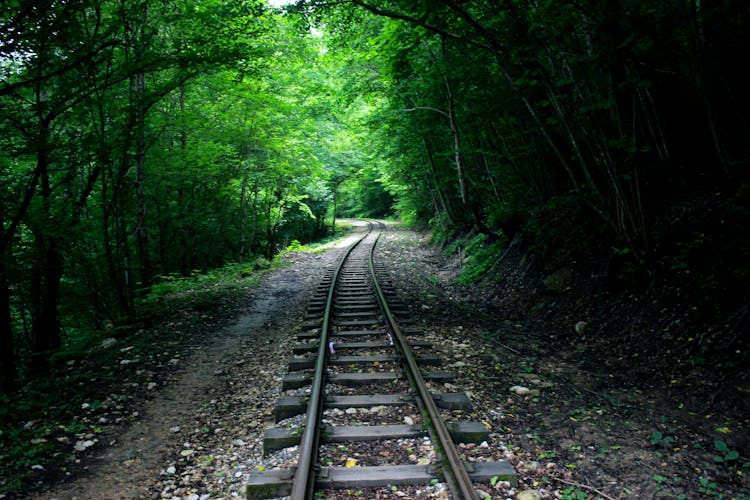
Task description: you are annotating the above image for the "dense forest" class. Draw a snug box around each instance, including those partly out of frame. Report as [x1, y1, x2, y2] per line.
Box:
[1, 0, 748, 408]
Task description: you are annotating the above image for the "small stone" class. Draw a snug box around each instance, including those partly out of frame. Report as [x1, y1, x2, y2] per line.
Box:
[74, 439, 96, 451]
[180, 449, 194, 457]
[98, 338, 117, 349]
[403, 416, 415, 425]
[147, 382, 157, 390]
[517, 490, 543, 500]
[166, 466, 176, 474]
[170, 426, 181, 433]
[476, 489, 491, 499]
[494, 480, 511, 490]
[509, 385, 531, 395]
[345, 408, 358, 415]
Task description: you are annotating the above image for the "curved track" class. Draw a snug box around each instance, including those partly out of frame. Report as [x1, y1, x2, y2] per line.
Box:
[247, 221, 515, 499]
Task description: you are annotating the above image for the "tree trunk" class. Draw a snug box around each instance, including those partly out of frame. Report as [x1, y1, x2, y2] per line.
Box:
[331, 188, 338, 235]
[134, 70, 152, 288]
[239, 171, 249, 259]
[29, 240, 64, 374]
[422, 138, 455, 226]
[0, 257, 16, 392]
[28, 113, 64, 373]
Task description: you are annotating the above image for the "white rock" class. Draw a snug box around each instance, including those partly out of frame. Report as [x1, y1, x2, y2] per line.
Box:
[404, 416, 415, 425]
[74, 439, 96, 451]
[166, 466, 176, 474]
[344, 408, 358, 415]
[509, 385, 531, 395]
[170, 426, 181, 433]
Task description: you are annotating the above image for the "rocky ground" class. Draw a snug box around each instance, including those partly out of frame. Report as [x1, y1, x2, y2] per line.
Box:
[3, 221, 748, 499]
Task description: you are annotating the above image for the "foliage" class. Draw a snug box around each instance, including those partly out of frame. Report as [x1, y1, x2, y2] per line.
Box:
[0, 1, 373, 391]
[560, 485, 588, 500]
[649, 431, 675, 447]
[456, 234, 508, 285]
[295, 0, 750, 353]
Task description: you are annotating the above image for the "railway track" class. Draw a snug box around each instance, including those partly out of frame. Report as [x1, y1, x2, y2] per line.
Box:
[247, 221, 515, 499]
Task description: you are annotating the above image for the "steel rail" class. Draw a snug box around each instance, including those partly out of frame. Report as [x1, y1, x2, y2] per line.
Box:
[368, 227, 477, 500]
[290, 222, 374, 499]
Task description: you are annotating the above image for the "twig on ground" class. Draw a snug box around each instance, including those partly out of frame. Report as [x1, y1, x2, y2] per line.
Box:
[551, 476, 619, 500]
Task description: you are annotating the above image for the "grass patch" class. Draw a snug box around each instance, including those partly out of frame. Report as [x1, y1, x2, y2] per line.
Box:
[455, 233, 508, 284]
[277, 222, 357, 256]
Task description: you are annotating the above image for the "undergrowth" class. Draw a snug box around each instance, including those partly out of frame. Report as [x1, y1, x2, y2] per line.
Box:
[437, 231, 509, 285]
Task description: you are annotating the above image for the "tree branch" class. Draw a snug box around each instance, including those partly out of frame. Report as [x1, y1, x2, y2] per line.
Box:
[348, 0, 492, 51]
[403, 106, 449, 119]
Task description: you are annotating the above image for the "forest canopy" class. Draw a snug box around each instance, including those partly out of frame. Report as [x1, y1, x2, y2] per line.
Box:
[1, 0, 749, 393]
